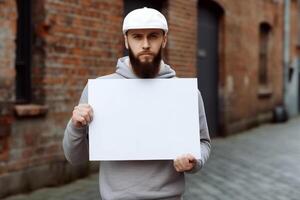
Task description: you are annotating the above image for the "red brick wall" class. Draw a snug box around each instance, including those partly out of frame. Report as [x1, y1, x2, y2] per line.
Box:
[214, 0, 284, 133]
[0, 0, 297, 197]
[0, 0, 16, 162]
[42, 0, 123, 108]
[167, 0, 198, 77]
[0, 0, 123, 197]
[167, 0, 284, 134]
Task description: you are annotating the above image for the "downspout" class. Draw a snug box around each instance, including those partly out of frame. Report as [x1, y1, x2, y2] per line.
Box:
[283, 0, 290, 113]
[274, 0, 290, 122]
[298, 0, 300, 46]
[298, 0, 300, 113]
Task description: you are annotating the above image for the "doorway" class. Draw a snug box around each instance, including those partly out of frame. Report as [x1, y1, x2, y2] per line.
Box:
[197, 1, 223, 136]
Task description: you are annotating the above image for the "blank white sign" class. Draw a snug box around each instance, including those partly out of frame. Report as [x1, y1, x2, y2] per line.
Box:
[88, 78, 201, 161]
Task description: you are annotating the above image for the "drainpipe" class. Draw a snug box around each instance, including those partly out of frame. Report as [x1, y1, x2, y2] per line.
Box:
[274, 0, 290, 122]
[283, 0, 290, 99]
[283, 0, 290, 116]
[298, 0, 300, 113]
[298, 0, 300, 46]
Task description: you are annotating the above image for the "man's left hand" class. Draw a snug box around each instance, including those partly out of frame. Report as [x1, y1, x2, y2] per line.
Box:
[173, 154, 197, 172]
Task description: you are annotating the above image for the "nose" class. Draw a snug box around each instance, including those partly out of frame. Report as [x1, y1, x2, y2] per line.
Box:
[142, 38, 150, 50]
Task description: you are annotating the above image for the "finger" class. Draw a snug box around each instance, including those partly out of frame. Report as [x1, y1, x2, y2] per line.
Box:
[84, 114, 91, 123]
[181, 155, 194, 171]
[185, 164, 194, 171]
[88, 108, 94, 121]
[75, 107, 90, 120]
[186, 157, 196, 170]
[177, 156, 188, 171]
[75, 105, 89, 112]
[74, 109, 88, 125]
[73, 115, 87, 126]
[174, 161, 183, 172]
[186, 154, 196, 163]
[74, 105, 90, 114]
[77, 107, 93, 122]
[81, 110, 91, 123]
[77, 103, 90, 108]
[79, 116, 87, 125]
[182, 155, 190, 166]
[174, 157, 183, 172]
[83, 107, 94, 122]
[72, 109, 80, 121]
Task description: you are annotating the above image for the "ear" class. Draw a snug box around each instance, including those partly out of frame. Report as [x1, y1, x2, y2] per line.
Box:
[124, 35, 129, 49]
[162, 34, 167, 48]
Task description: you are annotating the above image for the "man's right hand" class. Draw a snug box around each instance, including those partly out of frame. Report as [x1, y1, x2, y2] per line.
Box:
[71, 104, 94, 128]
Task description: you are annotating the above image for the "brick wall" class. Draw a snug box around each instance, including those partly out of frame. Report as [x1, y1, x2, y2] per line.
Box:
[213, 0, 284, 133]
[0, 0, 123, 197]
[0, 0, 16, 163]
[167, 0, 198, 77]
[167, 0, 285, 134]
[0, 0, 297, 197]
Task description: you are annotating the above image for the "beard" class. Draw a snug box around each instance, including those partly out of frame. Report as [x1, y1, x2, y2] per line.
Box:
[128, 46, 162, 78]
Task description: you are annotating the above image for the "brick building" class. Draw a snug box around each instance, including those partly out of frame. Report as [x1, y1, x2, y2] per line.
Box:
[0, 0, 299, 197]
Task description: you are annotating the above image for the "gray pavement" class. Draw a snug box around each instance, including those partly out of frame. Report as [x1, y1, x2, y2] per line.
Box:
[3, 117, 300, 200]
[184, 116, 300, 200]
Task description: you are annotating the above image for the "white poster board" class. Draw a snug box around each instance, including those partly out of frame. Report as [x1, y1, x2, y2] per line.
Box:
[88, 78, 201, 161]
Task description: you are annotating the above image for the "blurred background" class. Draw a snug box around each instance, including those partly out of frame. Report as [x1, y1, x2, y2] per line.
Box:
[0, 0, 299, 199]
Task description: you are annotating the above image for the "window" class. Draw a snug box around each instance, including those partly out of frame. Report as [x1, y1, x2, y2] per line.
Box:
[258, 23, 272, 85]
[15, 0, 32, 104]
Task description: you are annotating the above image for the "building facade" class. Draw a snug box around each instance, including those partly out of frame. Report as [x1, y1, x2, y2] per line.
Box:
[0, 0, 299, 197]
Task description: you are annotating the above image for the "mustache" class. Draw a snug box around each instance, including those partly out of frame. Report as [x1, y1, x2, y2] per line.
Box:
[137, 51, 155, 56]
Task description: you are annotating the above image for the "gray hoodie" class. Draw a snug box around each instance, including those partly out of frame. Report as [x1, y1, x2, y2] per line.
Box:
[63, 56, 211, 200]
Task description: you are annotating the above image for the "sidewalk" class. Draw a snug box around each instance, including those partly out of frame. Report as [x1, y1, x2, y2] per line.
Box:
[3, 117, 300, 200]
[184, 116, 300, 200]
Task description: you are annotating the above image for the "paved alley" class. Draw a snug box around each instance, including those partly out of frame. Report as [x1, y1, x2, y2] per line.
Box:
[3, 117, 300, 200]
[184, 117, 300, 200]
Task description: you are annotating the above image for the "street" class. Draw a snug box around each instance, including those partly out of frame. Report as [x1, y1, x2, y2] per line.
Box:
[3, 117, 300, 200]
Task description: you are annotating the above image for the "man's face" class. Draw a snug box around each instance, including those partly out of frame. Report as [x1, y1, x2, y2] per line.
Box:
[125, 29, 167, 78]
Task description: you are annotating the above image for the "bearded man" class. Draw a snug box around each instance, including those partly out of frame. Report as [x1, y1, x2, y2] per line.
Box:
[63, 7, 211, 200]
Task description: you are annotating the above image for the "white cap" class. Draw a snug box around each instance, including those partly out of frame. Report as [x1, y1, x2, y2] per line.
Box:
[122, 7, 168, 34]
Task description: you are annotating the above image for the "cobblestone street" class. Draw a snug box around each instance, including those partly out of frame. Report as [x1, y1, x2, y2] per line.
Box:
[3, 117, 300, 200]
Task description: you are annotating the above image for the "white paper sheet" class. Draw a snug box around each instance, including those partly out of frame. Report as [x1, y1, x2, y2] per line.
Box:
[88, 78, 201, 161]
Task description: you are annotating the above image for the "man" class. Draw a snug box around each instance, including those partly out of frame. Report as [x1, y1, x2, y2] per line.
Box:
[63, 7, 211, 200]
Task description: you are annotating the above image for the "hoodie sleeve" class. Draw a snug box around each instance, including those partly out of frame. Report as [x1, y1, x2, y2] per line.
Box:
[63, 85, 89, 165]
[186, 90, 211, 174]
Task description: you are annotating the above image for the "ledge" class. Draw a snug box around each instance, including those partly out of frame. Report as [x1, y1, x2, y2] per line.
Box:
[14, 104, 48, 118]
[257, 86, 273, 98]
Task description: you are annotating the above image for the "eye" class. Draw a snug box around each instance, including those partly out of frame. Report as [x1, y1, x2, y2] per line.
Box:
[149, 34, 159, 39]
[132, 34, 142, 40]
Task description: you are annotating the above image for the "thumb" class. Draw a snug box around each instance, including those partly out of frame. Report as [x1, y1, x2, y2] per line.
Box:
[187, 154, 196, 163]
